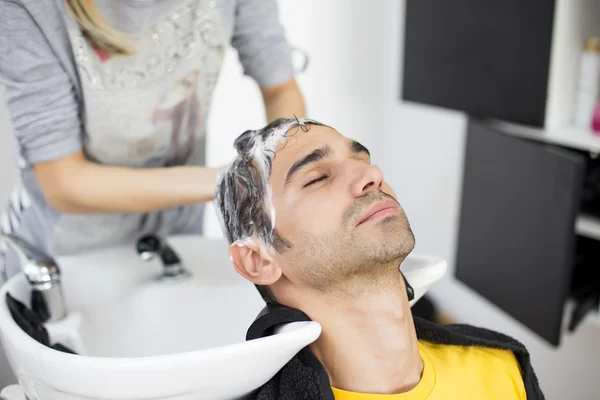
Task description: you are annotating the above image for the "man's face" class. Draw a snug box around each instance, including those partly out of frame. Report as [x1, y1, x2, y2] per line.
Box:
[268, 124, 414, 294]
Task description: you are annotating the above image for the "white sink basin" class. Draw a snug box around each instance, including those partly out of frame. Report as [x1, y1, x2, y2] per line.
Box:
[0, 235, 446, 400]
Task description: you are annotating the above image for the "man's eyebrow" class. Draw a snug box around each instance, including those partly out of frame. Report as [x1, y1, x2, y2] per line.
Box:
[351, 140, 370, 156]
[285, 145, 332, 185]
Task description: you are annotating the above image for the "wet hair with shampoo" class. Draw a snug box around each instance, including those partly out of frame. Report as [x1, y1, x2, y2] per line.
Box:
[214, 117, 327, 254]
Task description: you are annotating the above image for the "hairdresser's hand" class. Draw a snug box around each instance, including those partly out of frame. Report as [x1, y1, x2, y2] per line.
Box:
[261, 78, 306, 121]
[33, 150, 225, 213]
[200, 166, 224, 201]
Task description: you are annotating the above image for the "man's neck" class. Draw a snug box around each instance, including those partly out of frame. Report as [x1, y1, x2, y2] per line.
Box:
[305, 269, 423, 394]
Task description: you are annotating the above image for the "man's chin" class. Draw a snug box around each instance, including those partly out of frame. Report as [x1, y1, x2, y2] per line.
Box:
[372, 217, 415, 259]
[372, 214, 412, 235]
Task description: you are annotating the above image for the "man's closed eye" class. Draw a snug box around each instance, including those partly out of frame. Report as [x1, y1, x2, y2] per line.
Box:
[304, 175, 329, 188]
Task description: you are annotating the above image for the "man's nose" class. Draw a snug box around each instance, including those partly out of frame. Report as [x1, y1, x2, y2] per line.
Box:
[349, 162, 384, 197]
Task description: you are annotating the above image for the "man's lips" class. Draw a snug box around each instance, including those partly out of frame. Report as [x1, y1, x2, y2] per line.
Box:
[356, 199, 399, 226]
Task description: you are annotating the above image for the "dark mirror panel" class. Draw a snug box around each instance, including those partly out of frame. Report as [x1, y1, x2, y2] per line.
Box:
[402, 0, 556, 127]
[456, 120, 585, 346]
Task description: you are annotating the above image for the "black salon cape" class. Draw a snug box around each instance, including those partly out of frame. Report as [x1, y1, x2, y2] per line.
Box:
[246, 303, 545, 400]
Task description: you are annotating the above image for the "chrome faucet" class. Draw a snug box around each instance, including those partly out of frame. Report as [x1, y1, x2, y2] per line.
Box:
[136, 234, 191, 281]
[1, 233, 67, 322]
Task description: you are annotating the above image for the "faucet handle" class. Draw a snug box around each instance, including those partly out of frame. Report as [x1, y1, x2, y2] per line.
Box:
[136, 234, 182, 265]
[136, 234, 162, 262]
[135, 234, 190, 280]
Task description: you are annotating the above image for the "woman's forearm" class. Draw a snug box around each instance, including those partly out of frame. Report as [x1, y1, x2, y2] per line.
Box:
[34, 151, 219, 214]
[261, 78, 306, 121]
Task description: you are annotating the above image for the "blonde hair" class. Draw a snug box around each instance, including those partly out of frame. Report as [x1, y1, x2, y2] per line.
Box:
[62, 0, 134, 55]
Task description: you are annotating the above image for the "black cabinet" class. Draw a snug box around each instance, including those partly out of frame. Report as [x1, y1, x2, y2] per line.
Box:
[402, 0, 556, 127]
[456, 120, 586, 346]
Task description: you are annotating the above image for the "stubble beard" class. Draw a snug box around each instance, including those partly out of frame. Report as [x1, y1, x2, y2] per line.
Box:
[288, 212, 415, 296]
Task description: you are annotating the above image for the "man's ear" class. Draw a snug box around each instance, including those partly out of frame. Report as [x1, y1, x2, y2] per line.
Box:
[229, 239, 282, 285]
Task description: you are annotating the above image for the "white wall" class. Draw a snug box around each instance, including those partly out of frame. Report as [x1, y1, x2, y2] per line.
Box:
[0, 87, 18, 213]
[0, 87, 19, 386]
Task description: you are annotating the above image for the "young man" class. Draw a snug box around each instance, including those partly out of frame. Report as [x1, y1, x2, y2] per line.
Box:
[215, 118, 544, 399]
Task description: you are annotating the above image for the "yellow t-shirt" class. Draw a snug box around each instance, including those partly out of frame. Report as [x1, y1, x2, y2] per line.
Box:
[332, 341, 526, 400]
